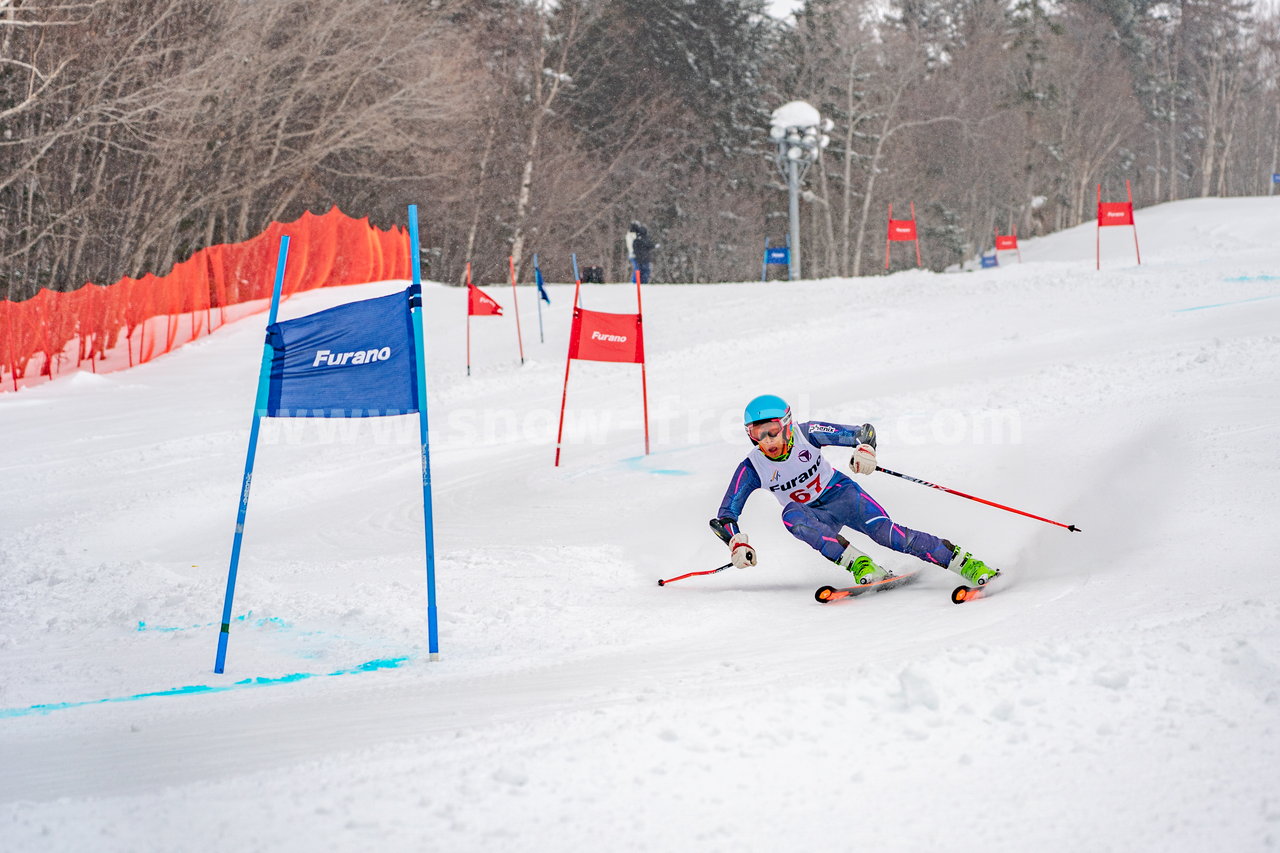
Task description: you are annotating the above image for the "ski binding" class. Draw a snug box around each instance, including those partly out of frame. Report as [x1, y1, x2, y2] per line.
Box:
[950, 572, 1002, 604]
[815, 569, 922, 603]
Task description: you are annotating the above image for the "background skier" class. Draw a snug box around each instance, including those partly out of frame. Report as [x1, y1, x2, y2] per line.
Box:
[712, 394, 997, 586]
[626, 221, 658, 283]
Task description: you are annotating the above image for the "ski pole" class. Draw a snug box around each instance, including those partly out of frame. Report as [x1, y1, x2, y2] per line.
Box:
[658, 563, 732, 586]
[875, 466, 1081, 532]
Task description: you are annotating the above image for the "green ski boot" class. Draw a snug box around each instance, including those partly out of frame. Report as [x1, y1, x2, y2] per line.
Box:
[950, 545, 998, 586]
[837, 545, 883, 585]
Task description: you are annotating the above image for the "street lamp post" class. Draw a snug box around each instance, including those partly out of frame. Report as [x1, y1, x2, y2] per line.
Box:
[769, 101, 831, 281]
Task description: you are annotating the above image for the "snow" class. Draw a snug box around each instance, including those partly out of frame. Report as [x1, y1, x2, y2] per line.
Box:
[765, 0, 805, 22]
[770, 99, 821, 130]
[2, 196, 1280, 851]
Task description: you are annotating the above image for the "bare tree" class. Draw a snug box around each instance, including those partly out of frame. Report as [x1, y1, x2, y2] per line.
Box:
[504, 2, 588, 273]
[2, 0, 483, 300]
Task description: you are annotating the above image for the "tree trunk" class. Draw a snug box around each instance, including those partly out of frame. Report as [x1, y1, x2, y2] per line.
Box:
[462, 113, 498, 284]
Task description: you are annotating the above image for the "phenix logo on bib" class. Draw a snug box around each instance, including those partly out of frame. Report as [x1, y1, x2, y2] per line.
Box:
[311, 347, 392, 368]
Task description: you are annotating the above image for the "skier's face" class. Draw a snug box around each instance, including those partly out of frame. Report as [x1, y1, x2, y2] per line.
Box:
[754, 422, 788, 459]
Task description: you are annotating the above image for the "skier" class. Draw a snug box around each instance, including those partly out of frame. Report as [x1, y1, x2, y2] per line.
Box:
[712, 394, 998, 587]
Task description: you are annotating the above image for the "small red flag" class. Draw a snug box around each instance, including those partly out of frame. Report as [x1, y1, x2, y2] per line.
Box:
[995, 234, 1018, 250]
[468, 284, 503, 316]
[1097, 202, 1134, 227]
[887, 219, 918, 241]
[568, 308, 644, 364]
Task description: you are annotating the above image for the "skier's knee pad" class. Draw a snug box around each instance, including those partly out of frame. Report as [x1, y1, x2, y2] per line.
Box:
[780, 503, 819, 540]
[862, 515, 898, 549]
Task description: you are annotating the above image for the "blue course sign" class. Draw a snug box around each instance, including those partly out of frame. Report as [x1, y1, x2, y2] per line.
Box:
[762, 242, 791, 280]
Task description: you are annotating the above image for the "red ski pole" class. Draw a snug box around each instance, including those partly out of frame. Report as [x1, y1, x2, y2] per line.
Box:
[658, 563, 732, 586]
[875, 466, 1081, 532]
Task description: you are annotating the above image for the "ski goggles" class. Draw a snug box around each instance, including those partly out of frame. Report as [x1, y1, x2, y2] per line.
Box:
[746, 419, 787, 442]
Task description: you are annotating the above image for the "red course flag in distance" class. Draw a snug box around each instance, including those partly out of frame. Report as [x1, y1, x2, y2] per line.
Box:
[468, 284, 503, 316]
[995, 234, 1018, 250]
[554, 281, 650, 465]
[1097, 202, 1134, 226]
[1096, 180, 1141, 269]
[888, 219, 918, 241]
[885, 201, 923, 269]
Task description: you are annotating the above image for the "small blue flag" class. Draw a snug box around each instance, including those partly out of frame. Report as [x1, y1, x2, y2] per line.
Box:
[535, 264, 550, 305]
[265, 286, 419, 417]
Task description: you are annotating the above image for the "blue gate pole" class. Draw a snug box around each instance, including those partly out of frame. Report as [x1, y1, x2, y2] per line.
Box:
[570, 253, 584, 308]
[533, 253, 545, 344]
[214, 235, 289, 674]
[407, 205, 440, 660]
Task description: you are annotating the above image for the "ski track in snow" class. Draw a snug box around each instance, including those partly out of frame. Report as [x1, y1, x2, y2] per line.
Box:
[2, 197, 1280, 852]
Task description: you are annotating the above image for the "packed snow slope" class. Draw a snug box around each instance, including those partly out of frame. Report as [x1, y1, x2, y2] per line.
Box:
[2, 197, 1279, 852]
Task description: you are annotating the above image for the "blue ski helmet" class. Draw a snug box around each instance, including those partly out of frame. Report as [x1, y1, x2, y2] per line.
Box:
[743, 394, 795, 458]
[744, 394, 790, 425]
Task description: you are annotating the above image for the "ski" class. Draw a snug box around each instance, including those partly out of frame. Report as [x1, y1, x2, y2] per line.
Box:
[950, 572, 1003, 604]
[815, 569, 922, 603]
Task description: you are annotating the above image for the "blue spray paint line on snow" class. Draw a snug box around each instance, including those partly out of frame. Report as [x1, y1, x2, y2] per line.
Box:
[1223, 275, 1280, 282]
[621, 454, 691, 476]
[1176, 292, 1280, 312]
[0, 656, 411, 720]
[138, 614, 344, 651]
[136, 613, 291, 633]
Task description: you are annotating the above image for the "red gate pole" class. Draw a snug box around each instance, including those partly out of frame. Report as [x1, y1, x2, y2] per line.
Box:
[635, 269, 650, 456]
[1127, 180, 1142, 265]
[553, 344, 573, 467]
[911, 201, 922, 267]
[554, 277, 583, 467]
[1096, 184, 1102, 270]
[508, 255, 525, 365]
[467, 263, 473, 376]
[884, 203, 893, 270]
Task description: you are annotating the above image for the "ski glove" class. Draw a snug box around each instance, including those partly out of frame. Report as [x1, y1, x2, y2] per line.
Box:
[850, 443, 877, 475]
[729, 533, 757, 569]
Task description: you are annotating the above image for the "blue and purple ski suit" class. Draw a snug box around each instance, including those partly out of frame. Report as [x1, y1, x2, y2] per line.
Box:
[716, 421, 954, 568]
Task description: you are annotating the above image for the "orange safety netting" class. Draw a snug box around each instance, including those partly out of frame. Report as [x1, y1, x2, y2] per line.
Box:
[0, 207, 411, 391]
